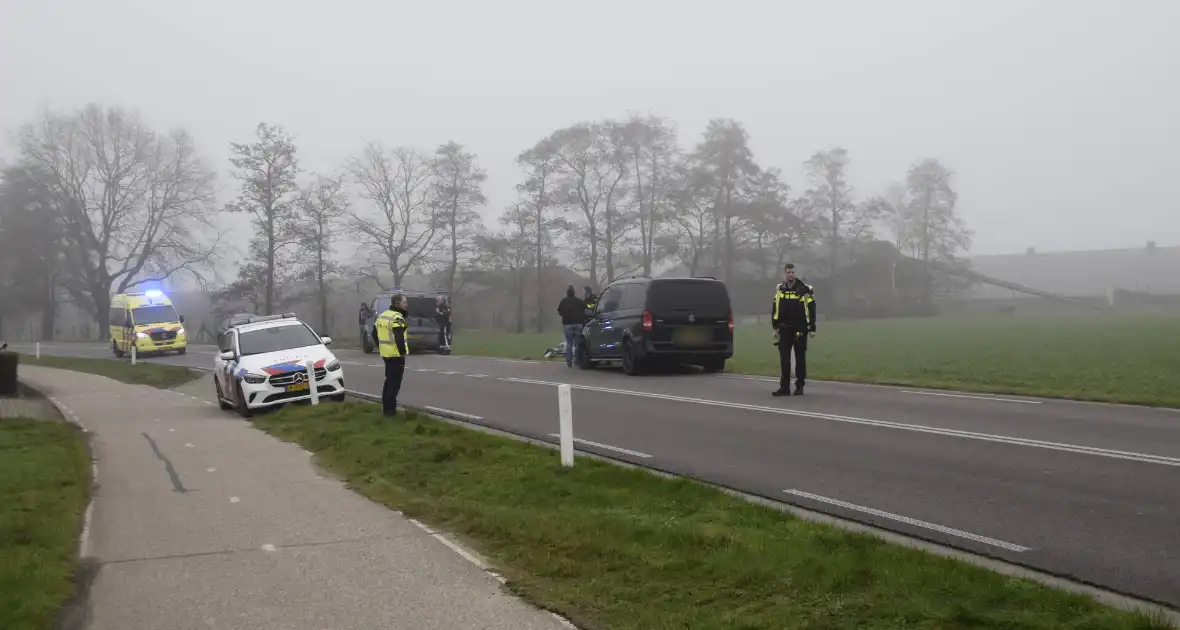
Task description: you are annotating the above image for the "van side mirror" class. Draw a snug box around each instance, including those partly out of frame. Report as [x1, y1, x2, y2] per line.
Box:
[219, 350, 235, 361]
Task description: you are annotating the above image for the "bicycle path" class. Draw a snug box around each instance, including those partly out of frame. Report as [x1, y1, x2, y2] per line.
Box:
[20, 365, 569, 630]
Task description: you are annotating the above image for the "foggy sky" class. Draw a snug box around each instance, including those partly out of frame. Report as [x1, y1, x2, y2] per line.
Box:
[2, 0, 1177, 278]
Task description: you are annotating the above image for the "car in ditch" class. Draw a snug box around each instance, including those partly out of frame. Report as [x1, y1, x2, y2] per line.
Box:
[213, 313, 345, 417]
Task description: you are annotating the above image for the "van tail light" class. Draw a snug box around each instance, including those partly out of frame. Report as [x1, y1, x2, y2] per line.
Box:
[642, 310, 653, 332]
[728, 311, 734, 333]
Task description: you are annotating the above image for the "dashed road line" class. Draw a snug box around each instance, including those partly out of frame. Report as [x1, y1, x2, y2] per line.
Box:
[900, 390, 1042, 404]
[229, 496, 241, 504]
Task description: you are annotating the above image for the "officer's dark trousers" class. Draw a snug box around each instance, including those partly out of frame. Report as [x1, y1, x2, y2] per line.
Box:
[382, 356, 405, 415]
[778, 330, 808, 388]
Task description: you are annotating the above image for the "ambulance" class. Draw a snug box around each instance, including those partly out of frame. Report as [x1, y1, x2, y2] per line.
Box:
[109, 290, 188, 357]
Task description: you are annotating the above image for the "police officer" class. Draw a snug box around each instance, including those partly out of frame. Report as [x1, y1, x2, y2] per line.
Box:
[582, 285, 598, 317]
[372, 294, 409, 416]
[771, 263, 816, 397]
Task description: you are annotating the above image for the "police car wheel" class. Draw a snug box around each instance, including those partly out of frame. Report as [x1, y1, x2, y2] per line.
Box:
[235, 382, 253, 419]
[214, 378, 233, 410]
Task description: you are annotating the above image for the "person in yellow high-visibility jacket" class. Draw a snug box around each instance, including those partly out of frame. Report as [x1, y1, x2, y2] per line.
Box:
[371, 294, 409, 416]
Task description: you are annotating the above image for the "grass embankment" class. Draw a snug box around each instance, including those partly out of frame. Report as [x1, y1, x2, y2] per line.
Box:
[453, 314, 1180, 406]
[257, 401, 1171, 630]
[18, 354, 201, 389]
[0, 419, 91, 630]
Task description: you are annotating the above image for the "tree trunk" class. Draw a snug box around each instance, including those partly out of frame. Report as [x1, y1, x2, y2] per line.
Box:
[317, 236, 328, 335]
[265, 214, 276, 315]
[535, 207, 544, 334]
[448, 197, 458, 296]
[515, 268, 525, 334]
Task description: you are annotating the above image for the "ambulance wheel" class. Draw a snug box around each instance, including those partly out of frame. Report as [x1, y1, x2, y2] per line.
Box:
[113, 341, 125, 358]
[177, 347, 187, 355]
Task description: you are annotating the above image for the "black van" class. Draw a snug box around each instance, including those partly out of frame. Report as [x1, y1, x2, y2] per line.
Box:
[576, 277, 734, 375]
[360, 290, 450, 355]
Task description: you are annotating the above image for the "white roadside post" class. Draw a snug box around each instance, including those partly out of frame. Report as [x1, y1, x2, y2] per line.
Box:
[130, 343, 137, 365]
[35, 342, 40, 359]
[306, 359, 319, 405]
[558, 384, 574, 467]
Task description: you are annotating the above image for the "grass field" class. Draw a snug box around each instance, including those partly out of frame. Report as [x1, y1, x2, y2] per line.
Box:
[17, 354, 202, 389]
[453, 314, 1180, 407]
[256, 401, 1171, 630]
[0, 419, 91, 630]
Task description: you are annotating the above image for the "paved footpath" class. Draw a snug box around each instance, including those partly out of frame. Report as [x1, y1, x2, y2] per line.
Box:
[20, 366, 569, 630]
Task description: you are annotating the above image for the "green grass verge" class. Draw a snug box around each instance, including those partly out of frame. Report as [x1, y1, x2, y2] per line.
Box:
[17, 354, 201, 389]
[452, 314, 1180, 407]
[0, 419, 91, 630]
[256, 401, 1173, 630]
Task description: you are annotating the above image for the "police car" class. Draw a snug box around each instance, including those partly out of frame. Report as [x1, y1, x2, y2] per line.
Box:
[213, 313, 346, 417]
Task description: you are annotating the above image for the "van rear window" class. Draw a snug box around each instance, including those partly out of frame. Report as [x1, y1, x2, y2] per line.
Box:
[646, 280, 730, 316]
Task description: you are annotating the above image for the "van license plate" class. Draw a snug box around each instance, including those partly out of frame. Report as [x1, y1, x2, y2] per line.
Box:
[675, 328, 709, 347]
[286, 382, 310, 393]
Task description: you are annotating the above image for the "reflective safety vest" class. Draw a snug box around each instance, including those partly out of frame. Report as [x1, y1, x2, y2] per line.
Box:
[772, 282, 816, 330]
[375, 309, 408, 358]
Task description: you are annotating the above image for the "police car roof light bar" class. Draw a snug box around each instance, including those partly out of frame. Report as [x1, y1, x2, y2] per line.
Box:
[240, 312, 298, 326]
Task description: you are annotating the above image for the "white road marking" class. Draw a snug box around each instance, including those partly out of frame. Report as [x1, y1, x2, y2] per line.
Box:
[229, 496, 241, 503]
[423, 406, 484, 421]
[901, 390, 1042, 405]
[168, 428, 175, 432]
[783, 489, 1031, 552]
[184, 443, 194, 448]
[500, 377, 1180, 467]
[261, 543, 277, 552]
[439, 371, 460, 375]
[417, 368, 436, 372]
[469, 374, 489, 378]
[546, 434, 653, 458]
[206, 468, 216, 473]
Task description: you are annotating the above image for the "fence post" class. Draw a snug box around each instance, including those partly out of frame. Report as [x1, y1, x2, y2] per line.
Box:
[558, 384, 574, 467]
[306, 359, 319, 405]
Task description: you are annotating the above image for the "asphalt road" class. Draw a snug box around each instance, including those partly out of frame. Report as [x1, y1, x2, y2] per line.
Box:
[16, 341, 1180, 608]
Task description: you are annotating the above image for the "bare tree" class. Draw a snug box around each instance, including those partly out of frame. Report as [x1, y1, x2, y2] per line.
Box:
[346, 143, 439, 289]
[516, 138, 564, 333]
[0, 163, 65, 339]
[663, 156, 714, 276]
[473, 203, 536, 333]
[297, 175, 349, 334]
[691, 118, 760, 283]
[225, 122, 300, 315]
[904, 159, 973, 302]
[18, 104, 220, 333]
[620, 114, 678, 276]
[431, 141, 486, 296]
[804, 147, 859, 281]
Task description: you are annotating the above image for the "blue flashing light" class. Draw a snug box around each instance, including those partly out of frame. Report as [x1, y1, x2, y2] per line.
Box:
[145, 289, 164, 298]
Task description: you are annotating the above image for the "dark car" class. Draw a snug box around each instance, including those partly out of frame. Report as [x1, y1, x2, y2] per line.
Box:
[576, 276, 734, 375]
[360, 290, 451, 355]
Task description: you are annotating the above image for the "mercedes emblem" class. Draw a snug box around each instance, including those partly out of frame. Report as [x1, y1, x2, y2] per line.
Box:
[688, 314, 696, 323]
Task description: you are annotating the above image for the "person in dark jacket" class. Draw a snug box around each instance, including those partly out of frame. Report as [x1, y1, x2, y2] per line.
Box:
[558, 285, 587, 367]
[771, 263, 817, 396]
[435, 295, 452, 350]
